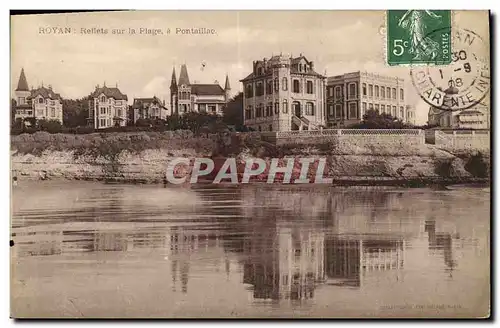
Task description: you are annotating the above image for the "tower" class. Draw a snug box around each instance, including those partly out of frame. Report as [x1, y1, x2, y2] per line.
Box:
[170, 66, 178, 115]
[224, 74, 231, 103]
[15, 68, 30, 106]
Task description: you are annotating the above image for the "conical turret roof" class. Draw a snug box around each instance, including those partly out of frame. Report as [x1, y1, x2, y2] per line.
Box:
[16, 68, 29, 92]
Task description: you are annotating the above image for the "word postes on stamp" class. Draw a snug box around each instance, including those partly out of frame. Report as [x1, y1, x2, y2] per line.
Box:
[387, 10, 452, 66]
[410, 28, 490, 111]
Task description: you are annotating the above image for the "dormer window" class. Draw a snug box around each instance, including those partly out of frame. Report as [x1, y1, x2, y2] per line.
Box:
[39, 98, 44, 104]
[101, 96, 106, 102]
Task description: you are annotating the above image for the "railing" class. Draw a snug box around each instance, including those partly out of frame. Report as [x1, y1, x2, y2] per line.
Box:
[272, 129, 423, 139]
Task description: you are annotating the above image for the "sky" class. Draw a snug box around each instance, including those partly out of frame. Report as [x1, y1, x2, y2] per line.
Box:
[11, 10, 489, 125]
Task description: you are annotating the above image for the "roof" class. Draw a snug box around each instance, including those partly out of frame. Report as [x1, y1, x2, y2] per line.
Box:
[191, 84, 225, 96]
[91, 86, 128, 100]
[132, 96, 165, 108]
[16, 68, 29, 92]
[178, 64, 190, 86]
[28, 86, 62, 100]
[224, 74, 231, 90]
[170, 67, 177, 88]
[240, 72, 255, 82]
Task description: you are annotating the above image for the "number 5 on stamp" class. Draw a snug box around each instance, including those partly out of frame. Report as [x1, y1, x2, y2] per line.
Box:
[387, 10, 452, 66]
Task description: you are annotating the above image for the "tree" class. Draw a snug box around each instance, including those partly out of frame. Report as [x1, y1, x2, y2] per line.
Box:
[62, 97, 89, 127]
[11, 99, 17, 125]
[222, 92, 243, 128]
[38, 119, 63, 133]
[348, 109, 414, 129]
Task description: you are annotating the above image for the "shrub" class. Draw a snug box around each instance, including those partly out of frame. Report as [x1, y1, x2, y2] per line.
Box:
[434, 158, 454, 178]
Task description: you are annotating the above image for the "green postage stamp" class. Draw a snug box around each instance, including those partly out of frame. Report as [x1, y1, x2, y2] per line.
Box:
[387, 10, 452, 65]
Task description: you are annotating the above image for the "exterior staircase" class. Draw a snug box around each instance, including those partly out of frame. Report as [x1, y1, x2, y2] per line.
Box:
[292, 115, 320, 131]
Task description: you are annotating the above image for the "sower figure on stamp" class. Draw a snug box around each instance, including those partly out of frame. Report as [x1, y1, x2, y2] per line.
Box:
[398, 10, 441, 60]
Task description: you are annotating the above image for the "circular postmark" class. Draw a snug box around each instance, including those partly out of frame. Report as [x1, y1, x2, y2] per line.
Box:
[410, 28, 490, 111]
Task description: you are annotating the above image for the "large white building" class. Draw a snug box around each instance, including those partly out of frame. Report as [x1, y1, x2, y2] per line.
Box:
[240, 54, 326, 132]
[13, 68, 64, 124]
[326, 71, 409, 128]
[88, 83, 128, 129]
[428, 105, 490, 129]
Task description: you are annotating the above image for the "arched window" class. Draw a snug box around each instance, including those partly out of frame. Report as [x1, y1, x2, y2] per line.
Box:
[362, 83, 367, 96]
[335, 86, 342, 99]
[101, 96, 106, 102]
[274, 78, 279, 91]
[282, 99, 288, 113]
[274, 102, 279, 114]
[306, 81, 314, 94]
[38, 98, 44, 103]
[349, 83, 357, 99]
[282, 77, 288, 91]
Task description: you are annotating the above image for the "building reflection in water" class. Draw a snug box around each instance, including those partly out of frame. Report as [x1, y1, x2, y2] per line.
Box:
[324, 236, 405, 287]
[425, 220, 457, 274]
[242, 221, 325, 301]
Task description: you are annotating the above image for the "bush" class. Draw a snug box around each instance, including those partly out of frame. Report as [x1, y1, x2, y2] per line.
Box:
[434, 158, 454, 178]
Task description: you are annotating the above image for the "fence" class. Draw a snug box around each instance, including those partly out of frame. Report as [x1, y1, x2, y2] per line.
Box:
[433, 130, 490, 150]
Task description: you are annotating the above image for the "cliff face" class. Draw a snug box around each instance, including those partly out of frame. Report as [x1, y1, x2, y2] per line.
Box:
[10, 131, 490, 184]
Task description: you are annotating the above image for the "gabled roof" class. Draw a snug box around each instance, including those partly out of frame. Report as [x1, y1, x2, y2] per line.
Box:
[16, 68, 29, 92]
[28, 86, 62, 100]
[90, 86, 128, 100]
[240, 72, 255, 82]
[191, 84, 225, 96]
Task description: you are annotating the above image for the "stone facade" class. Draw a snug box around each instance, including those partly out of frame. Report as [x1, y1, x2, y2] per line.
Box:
[428, 104, 490, 129]
[326, 72, 407, 128]
[241, 54, 326, 132]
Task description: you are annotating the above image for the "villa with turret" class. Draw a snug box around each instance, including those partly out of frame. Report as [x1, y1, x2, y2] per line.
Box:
[240, 54, 326, 132]
[170, 64, 231, 115]
[13, 68, 64, 125]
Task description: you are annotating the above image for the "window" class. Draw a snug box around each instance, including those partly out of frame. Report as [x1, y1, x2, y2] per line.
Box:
[108, 98, 111, 104]
[369, 103, 374, 110]
[258, 67, 263, 75]
[306, 81, 314, 94]
[306, 102, 314, 115]
[282, 77, 288, 91]
[381, 86, 385, 99]
[100, 107, 106, 115]
[258, 126, 262, 132]
[381, 104, 385, 113]
[107, 107, 111, 115]
[375, 85, 379, 98]
[400, 88, 404, 100]
[117, 109, 122, 117]
[400, 106, 405, 118]
[282, 99, 288, 113]
[392, 88, 396, 99]
[208, 105, 216, 113]
[266, 80, 273, 95]
[292, 79, 300, 93]
[335, 104, 342, 118]
[335, 86, 342, 99]
[349, 102, 357, 119]
[266, 102, 272, 116]
[392, 106, 397, 116]
[100, 118, 106, 127]
[38, 98, 44, 104]
[256, 82, 264, 96]
[362, 102, 367, 115]
[256, 104, 263, 117]
[348, 83, 357, 99]
[51, 108, 55, 117]
[27, 110, 32, 115]
[274, 102, 279, 114]
[101, 96, 106, 102]
[18, 97, 25, 105]
[329, 104, 334, 116]
[245, 84, 253, 98]
[199, 104, 206, 112]
[37, 109, 43, 116]
[362, 83, 367, 96]
[269, 124, 273, 131]
[328, 87, 333, 97]
[368, 84, 373, 97]
[245, 105, 253, 120]
[375, 104, 380, 112]
[274, 78, 279, 91]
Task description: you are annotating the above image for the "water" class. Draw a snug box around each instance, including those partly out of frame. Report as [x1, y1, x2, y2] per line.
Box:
[11, 181, 490, 318]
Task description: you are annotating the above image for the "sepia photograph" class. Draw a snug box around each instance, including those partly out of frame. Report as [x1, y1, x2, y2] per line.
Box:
[9, 10, 491, 319]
